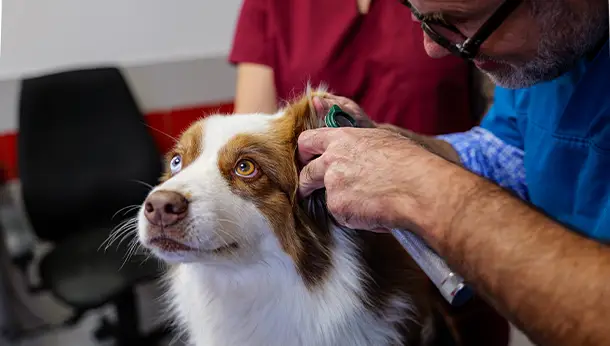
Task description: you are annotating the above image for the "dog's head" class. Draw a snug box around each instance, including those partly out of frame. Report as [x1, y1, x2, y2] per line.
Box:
[137, 87, 338, 284]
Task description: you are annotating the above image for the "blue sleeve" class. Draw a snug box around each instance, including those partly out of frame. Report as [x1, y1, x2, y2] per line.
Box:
[479, 87, 525, 150]
[436, 87, 529, 200]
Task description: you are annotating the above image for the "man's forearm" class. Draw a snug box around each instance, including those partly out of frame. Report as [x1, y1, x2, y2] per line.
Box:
[376, 123, 461, 164]
[380, 123, 530, 201]
[439, 171, 610, 346]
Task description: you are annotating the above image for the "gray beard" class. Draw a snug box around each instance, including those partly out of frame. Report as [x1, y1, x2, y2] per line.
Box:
[483, 1, 609, 89]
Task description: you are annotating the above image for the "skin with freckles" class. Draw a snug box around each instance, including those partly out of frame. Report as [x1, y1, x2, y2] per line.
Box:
[410, 0, 609, 87]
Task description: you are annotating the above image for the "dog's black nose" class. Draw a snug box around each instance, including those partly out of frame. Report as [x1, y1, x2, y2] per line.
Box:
[144, 190, 188, 226]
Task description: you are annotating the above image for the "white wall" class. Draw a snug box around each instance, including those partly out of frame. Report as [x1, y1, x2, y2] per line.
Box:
[0, 57, 237, 134]
[0, 0, 244, 133]
[0, 0, 242, 79]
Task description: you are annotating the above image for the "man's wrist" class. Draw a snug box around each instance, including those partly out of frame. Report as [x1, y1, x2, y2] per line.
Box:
[390, 158, 484, 250]
[376, 123, 461, 165]
[431, 165, 487, 251]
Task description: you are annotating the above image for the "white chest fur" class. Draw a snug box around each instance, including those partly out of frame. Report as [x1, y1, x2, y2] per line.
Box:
[166, 231, 418, 346]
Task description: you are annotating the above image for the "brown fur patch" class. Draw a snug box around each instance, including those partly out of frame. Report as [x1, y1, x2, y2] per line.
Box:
[216, 92, 334, 287]
[161, 121, 205, 182]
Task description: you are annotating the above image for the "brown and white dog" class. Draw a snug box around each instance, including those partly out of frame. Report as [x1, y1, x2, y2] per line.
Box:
[135, 87, 507, 346]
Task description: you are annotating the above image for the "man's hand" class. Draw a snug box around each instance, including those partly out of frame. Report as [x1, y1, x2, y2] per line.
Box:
[297, 126, 476, 240]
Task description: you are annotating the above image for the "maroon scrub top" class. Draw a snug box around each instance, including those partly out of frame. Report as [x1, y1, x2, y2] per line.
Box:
[229, 0, 475, 135]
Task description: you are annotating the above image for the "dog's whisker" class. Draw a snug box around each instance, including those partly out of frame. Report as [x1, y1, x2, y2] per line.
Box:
[106, 223, 134, 246]
[100, 223, 132, 251]
[130, 179, 155, 190]
[112, 204, 141, 220]
[213, 223, 241, 245]
[122, 205, 142, 216]
[215, 217, 242, 227]
[116, 230, 137, 250]
[143, 123, 179, 141]
[101, 218, 138, 251]
[119, 237, 142, 270]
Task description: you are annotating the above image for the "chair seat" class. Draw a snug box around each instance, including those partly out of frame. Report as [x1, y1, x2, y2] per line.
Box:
[39, 227, 162, 310]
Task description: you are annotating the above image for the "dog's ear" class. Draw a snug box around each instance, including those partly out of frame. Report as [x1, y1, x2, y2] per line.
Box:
[295, 189, 333, 236]
[282, 83, 328, 137]
[281, 85, 336, 236]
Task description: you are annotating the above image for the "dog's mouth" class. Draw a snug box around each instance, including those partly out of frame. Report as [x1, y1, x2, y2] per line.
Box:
[148, 236, 239, 254]
[149, 237, 195, 252]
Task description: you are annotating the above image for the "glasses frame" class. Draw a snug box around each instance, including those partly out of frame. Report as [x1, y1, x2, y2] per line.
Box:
[402, 0, 523, 60]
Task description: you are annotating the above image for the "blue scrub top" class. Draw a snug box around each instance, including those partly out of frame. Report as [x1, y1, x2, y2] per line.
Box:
[481, 40, 610, 242]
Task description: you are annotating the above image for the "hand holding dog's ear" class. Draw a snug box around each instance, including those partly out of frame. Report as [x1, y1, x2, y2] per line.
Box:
[312, 95, 377, 129]
[296, 126, 470, 239]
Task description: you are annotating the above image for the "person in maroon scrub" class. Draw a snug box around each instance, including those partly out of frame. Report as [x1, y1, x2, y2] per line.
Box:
[228, 0, 483, 135]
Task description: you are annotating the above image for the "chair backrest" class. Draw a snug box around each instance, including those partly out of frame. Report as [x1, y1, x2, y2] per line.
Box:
[17, 67, 163, 242]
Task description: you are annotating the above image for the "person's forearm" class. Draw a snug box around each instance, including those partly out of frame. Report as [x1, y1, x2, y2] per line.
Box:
[434, 169, 610, 346]
[376, 123, 461, 164]
[234, 63, 278, 114]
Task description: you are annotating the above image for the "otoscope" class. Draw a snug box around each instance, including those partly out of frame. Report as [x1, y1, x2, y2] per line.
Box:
[324, 105, 474, 307]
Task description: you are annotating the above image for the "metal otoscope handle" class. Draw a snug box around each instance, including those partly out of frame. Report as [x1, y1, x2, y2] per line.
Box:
[323, 105, 474, 306]
[390, 229, 473, 306]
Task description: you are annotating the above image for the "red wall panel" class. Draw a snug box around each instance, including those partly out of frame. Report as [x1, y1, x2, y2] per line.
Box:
[0, 102, 234, 181]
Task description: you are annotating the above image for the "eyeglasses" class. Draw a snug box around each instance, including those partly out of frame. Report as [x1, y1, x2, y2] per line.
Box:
[400, 0, 523, 60]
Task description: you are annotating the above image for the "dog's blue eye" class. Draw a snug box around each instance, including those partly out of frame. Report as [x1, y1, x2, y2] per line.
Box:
[170, 155, 182, 174]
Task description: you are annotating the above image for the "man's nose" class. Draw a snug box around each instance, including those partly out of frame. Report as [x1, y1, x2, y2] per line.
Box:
[144, 190, 189, 226]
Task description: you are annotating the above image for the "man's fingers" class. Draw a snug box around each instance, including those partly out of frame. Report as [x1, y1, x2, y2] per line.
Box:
[299, 156, 328, 198]
[297, 128, 334, 165]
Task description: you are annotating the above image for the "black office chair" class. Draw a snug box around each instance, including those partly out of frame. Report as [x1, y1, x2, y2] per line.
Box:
[17, 67, 167, 345]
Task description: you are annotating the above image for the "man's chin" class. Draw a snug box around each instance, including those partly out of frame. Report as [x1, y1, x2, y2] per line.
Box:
[473, 59, 526, 88]
[474, 59, 504, 72]
[482, 63, 540, 89]
[481, 52, 582, 90]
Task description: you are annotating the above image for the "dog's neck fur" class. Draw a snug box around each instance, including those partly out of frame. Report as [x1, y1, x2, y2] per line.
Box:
[166, 224, 429, 346]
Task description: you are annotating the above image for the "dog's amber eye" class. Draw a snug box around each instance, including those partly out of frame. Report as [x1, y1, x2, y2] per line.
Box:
[234, 159, 258, 178]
